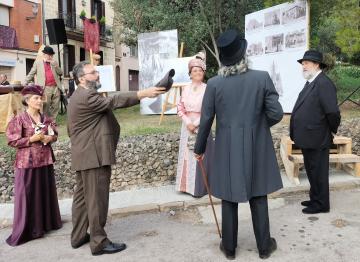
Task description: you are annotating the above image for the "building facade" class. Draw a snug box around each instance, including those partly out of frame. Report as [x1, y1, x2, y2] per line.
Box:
[115, 43, 139, 91]
[0, 0, 139, 91]
[0, 0, 42, 84]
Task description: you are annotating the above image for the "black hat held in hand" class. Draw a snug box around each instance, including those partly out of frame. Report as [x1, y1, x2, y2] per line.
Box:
[155, 69, 175, 91]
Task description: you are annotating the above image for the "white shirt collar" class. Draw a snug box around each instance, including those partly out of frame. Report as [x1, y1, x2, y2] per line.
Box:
[307, 70, 322, 83]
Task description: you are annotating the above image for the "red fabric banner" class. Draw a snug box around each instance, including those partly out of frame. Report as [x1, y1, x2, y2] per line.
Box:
[83, 18, 99, 52]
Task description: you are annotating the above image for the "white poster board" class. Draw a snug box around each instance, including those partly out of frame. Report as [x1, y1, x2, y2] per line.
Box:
[245, 0, 309, 113]
[96, 65, 116, 92]
[138, 30, 178, 114]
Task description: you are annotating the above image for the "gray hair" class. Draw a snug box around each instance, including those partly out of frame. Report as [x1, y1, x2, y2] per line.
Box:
[21, 94, 32, 107]
[72, 61, 91, 85]
[218, 56, 251, 77]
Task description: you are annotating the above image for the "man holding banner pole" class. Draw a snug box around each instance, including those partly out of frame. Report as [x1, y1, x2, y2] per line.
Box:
[195, 29, 283, 260]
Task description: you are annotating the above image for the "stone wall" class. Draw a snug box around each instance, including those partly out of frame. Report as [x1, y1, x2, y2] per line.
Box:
[0, 118, 359, 203]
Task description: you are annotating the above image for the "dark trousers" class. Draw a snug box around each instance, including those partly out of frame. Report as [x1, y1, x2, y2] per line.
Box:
[71, 166, 111, 253]
[301, 148, 330, 210]
[221, 196, 271, 252]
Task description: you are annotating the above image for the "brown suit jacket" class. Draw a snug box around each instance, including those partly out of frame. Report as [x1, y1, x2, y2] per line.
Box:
[67, 86, 139, 171]
[25, 60, 63, 88]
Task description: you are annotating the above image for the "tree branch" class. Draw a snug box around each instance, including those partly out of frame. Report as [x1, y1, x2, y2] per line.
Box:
[199, 39, 217, 58]
[198, 0, 220, 66]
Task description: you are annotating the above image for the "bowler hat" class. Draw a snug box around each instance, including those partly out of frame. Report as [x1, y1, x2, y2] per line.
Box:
[21, 84, 44, 96]
[42, 46, 55, 55]
[217, 29, 248, 66]
[297, 50, 327, 68]
[155, 69, 175, 92]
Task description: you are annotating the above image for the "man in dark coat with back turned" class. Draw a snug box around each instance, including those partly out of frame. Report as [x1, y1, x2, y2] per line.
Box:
[194, 29, 283, 260]
[290, 50, 341, 214]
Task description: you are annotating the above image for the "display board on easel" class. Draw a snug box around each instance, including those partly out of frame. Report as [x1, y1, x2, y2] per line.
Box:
[245, 0, 309, 113]
[138, 29, 179, 115]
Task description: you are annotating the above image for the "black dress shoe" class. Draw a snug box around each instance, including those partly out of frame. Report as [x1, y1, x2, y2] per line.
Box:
[302, 206, 329, 214]
[301, 200, 312, 206]
[259, 238, 277, 259]
[219, 241, 235, 260]
[72, 233, 90, 249]
[92, 242, 127, 256]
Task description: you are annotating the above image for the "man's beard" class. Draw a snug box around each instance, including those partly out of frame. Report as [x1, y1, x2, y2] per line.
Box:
[302, 69, 317, 80]
[86, 80, 102, 90]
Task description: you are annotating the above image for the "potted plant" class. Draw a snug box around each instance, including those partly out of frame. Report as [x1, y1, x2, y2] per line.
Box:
[99, 16, 106, 25]
[79, 10, 86, 20]
[90, 15, 97, 23]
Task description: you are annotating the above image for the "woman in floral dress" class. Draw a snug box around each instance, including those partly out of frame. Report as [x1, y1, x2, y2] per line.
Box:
[6, 85, 62, 246]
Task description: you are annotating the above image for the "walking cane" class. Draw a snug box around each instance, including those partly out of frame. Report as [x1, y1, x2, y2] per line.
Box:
[198, 158, 222, 239]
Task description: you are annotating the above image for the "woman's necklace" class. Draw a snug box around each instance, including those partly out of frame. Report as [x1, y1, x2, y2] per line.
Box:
[191, 82, 202, 93]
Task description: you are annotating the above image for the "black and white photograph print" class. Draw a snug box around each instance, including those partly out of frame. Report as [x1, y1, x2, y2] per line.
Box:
[264, 9, 281, 27]
[247, 42, 264, 56]
[282, 0, 306, 25]
[285, 29, 306, 48]
[270, 60, 283, 96]
[265, 34, 284, 54]
[246, 18, 263, 32]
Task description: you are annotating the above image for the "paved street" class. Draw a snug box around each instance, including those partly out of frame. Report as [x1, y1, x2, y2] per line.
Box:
[1, 188, 360, 262]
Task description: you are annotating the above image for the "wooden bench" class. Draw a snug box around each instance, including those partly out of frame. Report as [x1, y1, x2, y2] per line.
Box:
[280, 136, 360, 185]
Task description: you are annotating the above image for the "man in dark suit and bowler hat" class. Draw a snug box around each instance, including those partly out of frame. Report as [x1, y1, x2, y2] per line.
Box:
[290, 50, 341, 214]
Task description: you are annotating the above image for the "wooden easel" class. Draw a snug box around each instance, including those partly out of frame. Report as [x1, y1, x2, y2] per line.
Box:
[158, 42, 185, 125]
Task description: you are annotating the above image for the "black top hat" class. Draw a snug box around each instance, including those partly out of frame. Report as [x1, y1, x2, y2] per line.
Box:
[217, 29, 248, 66]
[297, 50, 327, 69]
[155, 69, 175, 91]
[42, 46, 55, 55]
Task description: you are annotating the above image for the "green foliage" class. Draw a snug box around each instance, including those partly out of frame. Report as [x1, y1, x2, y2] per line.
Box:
[80, 10, 86, 18]
[111, 0, 263, 73]
[328, 65, 360, 101]
[332, 65, 360, 79]
[99, 16, 106, 25]
[333, 1, 360, 59]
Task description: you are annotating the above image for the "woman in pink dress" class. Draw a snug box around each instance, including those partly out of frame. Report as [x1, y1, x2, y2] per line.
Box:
[6, 85, 62, 246]
[176, 53, 214, 197]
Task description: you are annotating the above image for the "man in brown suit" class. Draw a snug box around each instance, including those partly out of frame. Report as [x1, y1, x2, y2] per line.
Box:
[25, 46, 63, 119]
[67, 61, 165, 256]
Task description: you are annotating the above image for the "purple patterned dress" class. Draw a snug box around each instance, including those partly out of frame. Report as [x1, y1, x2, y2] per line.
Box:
[5, 112, 62, 246]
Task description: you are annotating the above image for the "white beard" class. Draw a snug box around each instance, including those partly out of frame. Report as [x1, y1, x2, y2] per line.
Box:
[302, 69, 317, 80]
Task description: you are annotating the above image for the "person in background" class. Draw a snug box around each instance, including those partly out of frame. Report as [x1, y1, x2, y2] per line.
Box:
[67, 71, 75, 99]
[175, 52, 214, 197]
[25, 46, 63, 120]
[0, 74, 10, 85]
[92, 53, 101, 66]
[194, 29, 283, 260]
[290, 50, 341, 214]
[5, 85, 62, 246]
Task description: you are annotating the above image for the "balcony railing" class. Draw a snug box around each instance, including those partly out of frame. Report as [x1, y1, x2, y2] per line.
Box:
[57, 12, 113, 42]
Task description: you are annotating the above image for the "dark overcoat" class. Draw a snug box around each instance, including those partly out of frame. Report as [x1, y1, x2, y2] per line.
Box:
[67, 87, 139, 171]
[290, 72, 341, 149]
[194, 69, 283, 202]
